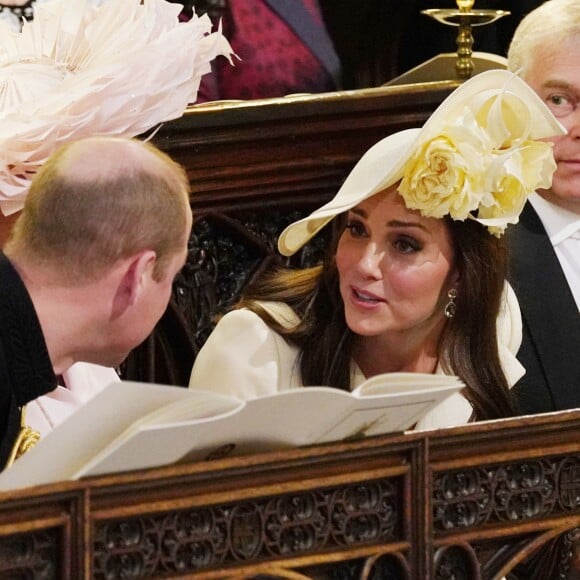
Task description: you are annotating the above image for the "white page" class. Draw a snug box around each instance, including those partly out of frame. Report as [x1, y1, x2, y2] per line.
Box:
[80, 387, 353, 477]
[353, 372, 463, 397]
[82, 379, 463, 478]
[324, 372, 464, 441]
[0, 375, 464, 490]
[0, 382, 239, 491]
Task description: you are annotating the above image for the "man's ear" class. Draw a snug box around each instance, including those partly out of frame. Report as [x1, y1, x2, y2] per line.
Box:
[111, 250, 157, 318]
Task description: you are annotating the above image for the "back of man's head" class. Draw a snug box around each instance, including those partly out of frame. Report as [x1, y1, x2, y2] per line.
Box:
[5, 136, 191, 284]
[508, 0, 580, 78]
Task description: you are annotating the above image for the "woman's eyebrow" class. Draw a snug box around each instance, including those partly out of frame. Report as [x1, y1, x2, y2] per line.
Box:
[350, 207, 367, 218]
[387, 219, 428, 232]
[349, 208, 428, 231]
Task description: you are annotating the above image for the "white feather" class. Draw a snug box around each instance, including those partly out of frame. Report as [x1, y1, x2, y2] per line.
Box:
[0, 0, 234, 214]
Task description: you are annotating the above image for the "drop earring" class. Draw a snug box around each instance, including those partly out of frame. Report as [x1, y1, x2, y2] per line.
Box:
[444, 288, 458, 319]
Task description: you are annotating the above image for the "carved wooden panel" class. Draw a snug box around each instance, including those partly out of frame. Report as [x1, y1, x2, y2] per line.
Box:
[0, 490, 86, 579]
[434, 544, 481, 580]
[0, 528, 62, 579]
[433, 454, 580, 533]
[0, 413, 577, 579]
[173, 208, 327, 351]
[430, 413, 580, 580]
[92, 478, 404, 578]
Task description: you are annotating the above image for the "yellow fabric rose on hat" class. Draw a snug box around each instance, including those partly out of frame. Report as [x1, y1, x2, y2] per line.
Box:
[477, 140, 556, 236]
[474, 91, 532, 150]
[397, 90, 558, 236]
[398, 115, 489, 221]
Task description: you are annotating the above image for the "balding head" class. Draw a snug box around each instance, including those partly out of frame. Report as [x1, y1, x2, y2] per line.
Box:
[6, 136, 192, 283]
[61, 137, 176, 182]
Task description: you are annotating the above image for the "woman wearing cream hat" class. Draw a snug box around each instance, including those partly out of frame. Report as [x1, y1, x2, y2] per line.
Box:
[189, 69, 565, 429]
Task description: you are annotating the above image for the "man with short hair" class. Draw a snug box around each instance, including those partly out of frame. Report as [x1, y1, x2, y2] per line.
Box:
[507, 0, 580, 413]
[0, 136, 192, 469]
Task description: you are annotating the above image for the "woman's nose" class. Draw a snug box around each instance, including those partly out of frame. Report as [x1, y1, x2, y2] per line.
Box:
[356, 242, 383, 278]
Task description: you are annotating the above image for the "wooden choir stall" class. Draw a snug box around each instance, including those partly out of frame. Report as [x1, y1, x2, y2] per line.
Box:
[0, 80, 578, 579]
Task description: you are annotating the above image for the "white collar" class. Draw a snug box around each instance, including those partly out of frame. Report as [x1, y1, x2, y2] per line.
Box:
[528, 192, 580, 245]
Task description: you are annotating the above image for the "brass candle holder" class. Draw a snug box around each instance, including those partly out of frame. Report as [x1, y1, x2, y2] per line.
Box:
[422, 0, 510, 79]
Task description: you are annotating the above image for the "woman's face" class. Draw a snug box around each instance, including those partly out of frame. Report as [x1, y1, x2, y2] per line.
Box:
[336, 186, 458, 341]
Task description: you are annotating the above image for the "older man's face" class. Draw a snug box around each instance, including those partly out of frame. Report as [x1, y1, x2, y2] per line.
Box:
[524, 39, 580, 213]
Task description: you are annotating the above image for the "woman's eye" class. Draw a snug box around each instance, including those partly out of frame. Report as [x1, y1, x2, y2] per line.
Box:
[345, 220, 366, 238]
[394, 236, 421, 254]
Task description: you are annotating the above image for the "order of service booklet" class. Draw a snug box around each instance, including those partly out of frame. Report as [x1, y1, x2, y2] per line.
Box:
[0, 373, 464, 491]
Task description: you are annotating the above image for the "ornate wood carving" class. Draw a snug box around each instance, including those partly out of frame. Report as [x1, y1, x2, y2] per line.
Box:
[433, 454, 580, 532]
[222, 552, 411, 580]
[0, 529, 61, 578]
[0, 412, 577, 579]
[92, 478, 402, 577]
[173, 208, 325, 351]
[434, 544, 480, 580]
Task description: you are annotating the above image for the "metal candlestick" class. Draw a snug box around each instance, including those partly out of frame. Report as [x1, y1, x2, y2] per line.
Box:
[422, 0, 510, 79]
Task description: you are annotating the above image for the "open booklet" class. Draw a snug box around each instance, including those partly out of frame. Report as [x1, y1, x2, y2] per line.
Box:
[0, 373, 464, 490]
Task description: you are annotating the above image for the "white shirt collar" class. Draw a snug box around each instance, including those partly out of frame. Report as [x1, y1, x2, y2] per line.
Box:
[528, 192, 580, 245]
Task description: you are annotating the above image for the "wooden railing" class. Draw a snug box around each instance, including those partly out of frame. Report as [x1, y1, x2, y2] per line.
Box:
[0, 409, 577, 578]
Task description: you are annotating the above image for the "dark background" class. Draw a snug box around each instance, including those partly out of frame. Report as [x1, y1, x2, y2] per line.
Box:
[171, 1, 547, 91]
[318, 0, 547, 89]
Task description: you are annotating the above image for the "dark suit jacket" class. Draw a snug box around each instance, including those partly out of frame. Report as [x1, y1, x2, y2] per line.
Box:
[507, 202, 580, 414]
[0, 253, 56, 469]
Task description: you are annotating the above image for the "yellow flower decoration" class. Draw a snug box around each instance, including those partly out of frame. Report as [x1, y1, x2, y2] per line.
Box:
[398, 91, 557, 236]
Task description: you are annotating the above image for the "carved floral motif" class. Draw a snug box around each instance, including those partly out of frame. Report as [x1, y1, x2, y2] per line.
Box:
[433, 455, 580, 532]
[93, 479, 400, 577]
[0, 529, 60, 579]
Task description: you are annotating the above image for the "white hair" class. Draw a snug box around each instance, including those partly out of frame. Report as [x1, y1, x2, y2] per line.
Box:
[508, 0, 580, 79]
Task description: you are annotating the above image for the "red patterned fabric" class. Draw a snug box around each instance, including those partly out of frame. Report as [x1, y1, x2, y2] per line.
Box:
[196, 0, 339, 102]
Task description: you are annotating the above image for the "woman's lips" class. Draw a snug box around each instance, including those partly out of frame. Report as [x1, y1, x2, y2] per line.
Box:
[350, 286, 385, 308]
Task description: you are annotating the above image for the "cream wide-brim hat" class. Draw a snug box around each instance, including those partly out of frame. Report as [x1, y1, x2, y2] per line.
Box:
[278, 69, 565, 256]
